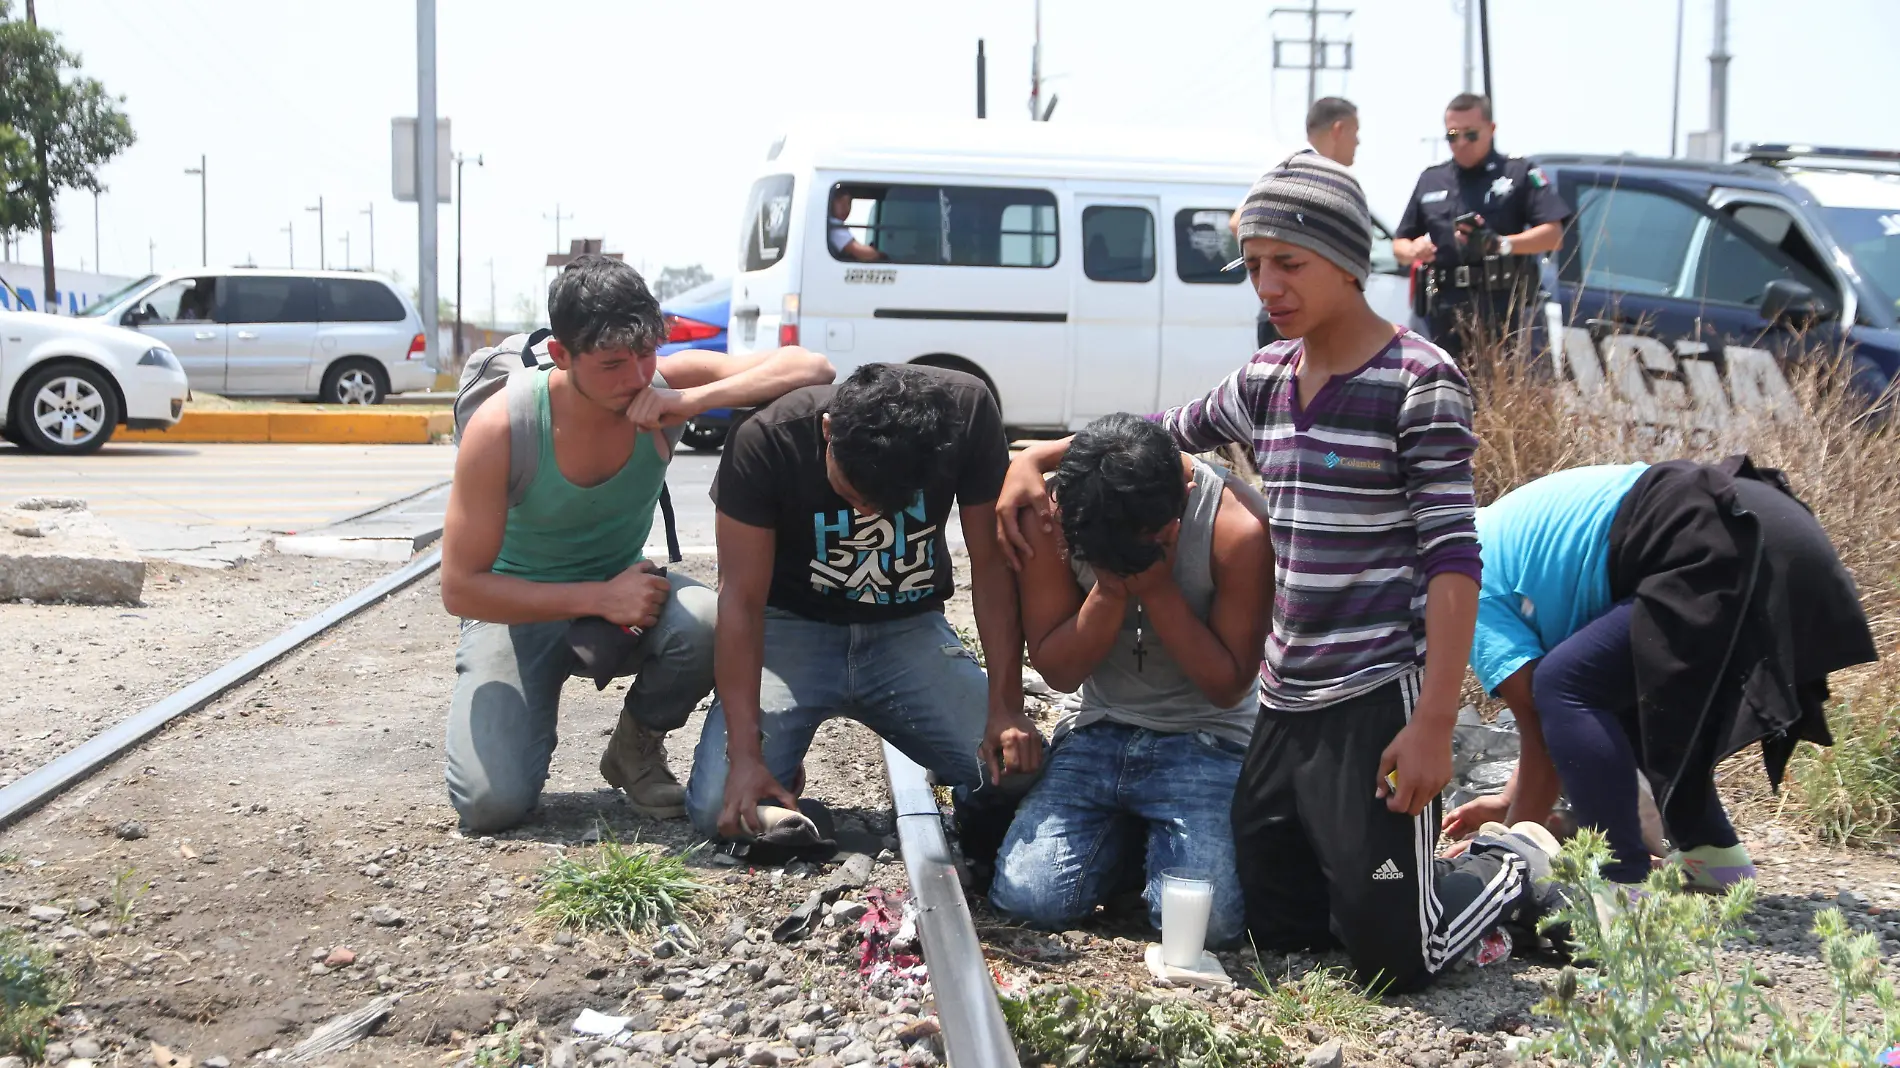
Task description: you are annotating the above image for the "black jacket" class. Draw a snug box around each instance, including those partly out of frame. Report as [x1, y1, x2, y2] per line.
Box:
[1606, 456, 1877, 830]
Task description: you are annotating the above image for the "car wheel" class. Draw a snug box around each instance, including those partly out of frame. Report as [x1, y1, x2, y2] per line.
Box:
[14, 363, 121, 455]
[1, 423, 24, 448]
[680, 420, 728, 452]
[322, 359, 389, 405]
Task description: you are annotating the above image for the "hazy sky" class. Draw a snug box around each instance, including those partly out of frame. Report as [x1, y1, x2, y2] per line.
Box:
[29, 0, 1900, 322]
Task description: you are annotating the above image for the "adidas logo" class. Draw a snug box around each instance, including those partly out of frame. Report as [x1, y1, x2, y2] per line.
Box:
[1372, 859, 1405, 881]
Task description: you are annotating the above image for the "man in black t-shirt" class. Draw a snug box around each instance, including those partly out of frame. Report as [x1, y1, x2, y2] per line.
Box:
[685, 363, 1041, 840]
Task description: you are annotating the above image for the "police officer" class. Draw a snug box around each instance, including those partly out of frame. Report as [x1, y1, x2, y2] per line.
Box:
[1394, 93, 1568, 360]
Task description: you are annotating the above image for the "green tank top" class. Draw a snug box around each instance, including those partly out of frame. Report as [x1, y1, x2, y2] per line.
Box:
[492, 368, 667, 583]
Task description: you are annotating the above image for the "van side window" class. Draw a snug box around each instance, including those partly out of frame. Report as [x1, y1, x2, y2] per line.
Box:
[320, 278, 407, 322]
[829, 184, 1058, 268]
[138, 278, 218, 323]
[221, 276, 319, 324]
[1561, 185, 1700, 297]
[742, 174, 796, 272]
[1174, 209, 1243, 284]
[1082, 206, 1155, 283]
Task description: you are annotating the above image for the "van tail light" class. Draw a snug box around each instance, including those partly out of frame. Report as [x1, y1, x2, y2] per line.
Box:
[665, 313, 722, 344]
[777, 293, 800, 347]
[406, 333, 427, 360]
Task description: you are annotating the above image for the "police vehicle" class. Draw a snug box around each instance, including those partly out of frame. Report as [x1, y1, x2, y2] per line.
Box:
[1529, 144, 1900, 427]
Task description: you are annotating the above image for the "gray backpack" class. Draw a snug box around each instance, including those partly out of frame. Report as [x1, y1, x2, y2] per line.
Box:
[453, 328, 681, 561]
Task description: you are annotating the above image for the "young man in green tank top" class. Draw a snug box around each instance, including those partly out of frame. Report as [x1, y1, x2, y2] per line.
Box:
[441, 256, 834, 831]
[988, 414, 1274, 947]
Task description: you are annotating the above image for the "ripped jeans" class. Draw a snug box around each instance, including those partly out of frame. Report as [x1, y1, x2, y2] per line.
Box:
[684, 607, 991, 837]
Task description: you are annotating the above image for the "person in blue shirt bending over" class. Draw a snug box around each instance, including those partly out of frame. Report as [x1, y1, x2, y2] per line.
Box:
[1443, 459, 1876, 890]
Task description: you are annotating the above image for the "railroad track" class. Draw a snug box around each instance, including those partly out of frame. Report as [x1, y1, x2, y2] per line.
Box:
[0, 548, 1021, 1067]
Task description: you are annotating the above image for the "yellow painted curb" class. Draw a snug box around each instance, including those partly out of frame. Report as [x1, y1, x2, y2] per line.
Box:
[118, 409, 441, 445]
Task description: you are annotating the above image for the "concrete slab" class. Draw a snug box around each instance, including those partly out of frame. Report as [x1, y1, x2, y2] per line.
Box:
[0, 498, 144, 604]
[275, 483, 450, 562]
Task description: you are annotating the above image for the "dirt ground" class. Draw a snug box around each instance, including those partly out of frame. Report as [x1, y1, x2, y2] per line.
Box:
[1, 550, 1898, 1067]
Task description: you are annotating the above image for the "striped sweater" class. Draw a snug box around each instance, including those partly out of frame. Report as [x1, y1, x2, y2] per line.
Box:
[1156, 330, 1481, 711]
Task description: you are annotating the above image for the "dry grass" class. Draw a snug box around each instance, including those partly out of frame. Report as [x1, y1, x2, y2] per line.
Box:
[1462, 338, 1900, 844]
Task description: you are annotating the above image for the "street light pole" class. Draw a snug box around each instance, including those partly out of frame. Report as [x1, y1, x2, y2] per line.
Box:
[338, 232, 352, 270]
[184, 154, 206, 264]
[361, 203, 375, 271]
[281, 221, 294, 268]
[93, 189, 101, 274]
[454, 152, 483, 364]
[306, 197, 326, 269]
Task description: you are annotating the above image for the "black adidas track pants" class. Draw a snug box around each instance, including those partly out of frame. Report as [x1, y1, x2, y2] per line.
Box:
[1231, 672, 1531, 993]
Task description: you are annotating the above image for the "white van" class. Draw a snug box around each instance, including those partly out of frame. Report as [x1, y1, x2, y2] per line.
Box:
[727, 116, 1412, 432]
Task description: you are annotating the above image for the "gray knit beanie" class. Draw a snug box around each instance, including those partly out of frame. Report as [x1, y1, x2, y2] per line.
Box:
[1234, 150, 1373, 283]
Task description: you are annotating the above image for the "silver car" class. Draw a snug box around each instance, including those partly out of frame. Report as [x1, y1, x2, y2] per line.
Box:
[78, 269, 434, 404]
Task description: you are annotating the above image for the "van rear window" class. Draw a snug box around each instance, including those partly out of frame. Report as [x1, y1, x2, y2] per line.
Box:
[1175, 209, 1244, 284]
[827, 183, 1058, 268]
[741, 174, 795, 272]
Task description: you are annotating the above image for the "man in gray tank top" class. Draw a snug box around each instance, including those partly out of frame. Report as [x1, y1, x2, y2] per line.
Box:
[990, 414, 1272, 947]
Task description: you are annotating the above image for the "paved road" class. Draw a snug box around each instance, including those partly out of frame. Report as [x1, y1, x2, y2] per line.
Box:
[0, 442, 968, 566]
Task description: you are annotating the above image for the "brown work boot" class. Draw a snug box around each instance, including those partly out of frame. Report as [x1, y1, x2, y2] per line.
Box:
[600, 716, 686, 819]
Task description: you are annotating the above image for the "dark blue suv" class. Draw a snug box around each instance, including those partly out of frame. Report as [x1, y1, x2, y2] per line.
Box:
[1529, 145, 1900, 424]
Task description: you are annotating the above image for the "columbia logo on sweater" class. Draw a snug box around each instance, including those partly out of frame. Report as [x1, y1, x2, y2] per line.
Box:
[1372, 859, 1405, 881]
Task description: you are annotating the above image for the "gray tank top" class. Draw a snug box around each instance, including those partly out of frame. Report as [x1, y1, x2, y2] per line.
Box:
[1064, 456, 1259, 746]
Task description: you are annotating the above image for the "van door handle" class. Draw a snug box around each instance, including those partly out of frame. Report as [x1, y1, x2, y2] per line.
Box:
[236, 330, 260, 340]
[194, 330, 216, 340]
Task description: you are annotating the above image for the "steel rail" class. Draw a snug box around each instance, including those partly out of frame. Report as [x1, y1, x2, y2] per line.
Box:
[0, 548, 443, 830]
[883, 741, 1021, 1068]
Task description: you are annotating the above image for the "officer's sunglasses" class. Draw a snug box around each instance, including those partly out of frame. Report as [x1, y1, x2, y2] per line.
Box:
[1445, 128, 1485, 144]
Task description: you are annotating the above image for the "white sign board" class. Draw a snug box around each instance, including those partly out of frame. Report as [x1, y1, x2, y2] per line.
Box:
[392, 117, 452, 203]
[1685, 130, 1723, 162]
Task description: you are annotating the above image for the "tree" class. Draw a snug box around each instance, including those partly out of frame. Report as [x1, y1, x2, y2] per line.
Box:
[652, 264, 712, 301]
[0, 2, 135, 303]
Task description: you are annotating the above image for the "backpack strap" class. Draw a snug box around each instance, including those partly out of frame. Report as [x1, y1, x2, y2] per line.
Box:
[503, 369, 542, 510]
[521, 327, 552, 368]
[658, 483, 682, 563]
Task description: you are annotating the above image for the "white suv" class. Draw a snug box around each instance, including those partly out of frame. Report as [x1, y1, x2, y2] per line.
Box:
[1, 276, 190, 454]
[78, 269, 433, 404]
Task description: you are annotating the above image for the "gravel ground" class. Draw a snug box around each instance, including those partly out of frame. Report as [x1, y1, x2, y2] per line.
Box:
[1, 551, 1897, 1067]
[0, 554, 396, 789]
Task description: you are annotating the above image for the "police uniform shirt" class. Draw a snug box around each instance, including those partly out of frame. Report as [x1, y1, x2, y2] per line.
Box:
[1396, 149, 1568, 268]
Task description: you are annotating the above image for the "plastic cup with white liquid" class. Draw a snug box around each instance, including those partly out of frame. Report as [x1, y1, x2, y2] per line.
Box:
[1159, 868, 1215, 968]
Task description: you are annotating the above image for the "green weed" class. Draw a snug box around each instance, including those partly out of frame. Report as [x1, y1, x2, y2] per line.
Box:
[535, 838, 702, 940]
[1535, 828, 1900, 1066]
[1002, 982, 1287, 1067]
[0, 927, 69, 1059]
[1787, 692, 1900, 846]
[1250, 962, 1387, 1041]
[110, 866, 150, 926]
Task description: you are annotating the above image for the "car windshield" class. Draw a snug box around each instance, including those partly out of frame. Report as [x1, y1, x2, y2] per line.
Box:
[1792, 170, 1900, 315]
[77, 274, 157, 317]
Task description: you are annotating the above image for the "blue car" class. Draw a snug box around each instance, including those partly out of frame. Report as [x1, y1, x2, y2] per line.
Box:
[659, 276, 735, 451]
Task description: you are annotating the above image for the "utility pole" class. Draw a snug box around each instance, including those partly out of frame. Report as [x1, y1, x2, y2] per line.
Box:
[1029, 0, 1041, 120]
[93, 190, 101, 274]
[1669, 0, 1685, 156]
[1477, 0, 1493, 106]
[184, 155, 206, 264]
[1709, 0, 1730, 158]
[453, 152, 483, 363]
[1270, 4, 1352, 112]
[281, 222, 294, 268]
[417, 0, 441, 371]
[24, 0, 56, 305]
[148, 238, 155, 274]
[338, 232, 352, 270]
[1461, 0, 1474, 92]
[543, 204, 573, 253]
[976, 39, 986, 118]
[361, 203, 376, 271]
[306, 197, 326, 269]
[486, 258, 495, 329]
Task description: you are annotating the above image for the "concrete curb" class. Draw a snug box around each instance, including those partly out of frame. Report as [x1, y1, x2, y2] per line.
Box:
[118, 409, 452, 444]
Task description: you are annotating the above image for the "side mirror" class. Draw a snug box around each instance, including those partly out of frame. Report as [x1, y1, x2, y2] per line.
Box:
[120, 308, 145, 327]
[1761, 279, 1829, 327]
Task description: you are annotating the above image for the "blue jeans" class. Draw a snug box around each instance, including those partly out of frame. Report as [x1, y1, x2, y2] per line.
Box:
[685, 608, 990, 838]
[989, 721, 1248, 948]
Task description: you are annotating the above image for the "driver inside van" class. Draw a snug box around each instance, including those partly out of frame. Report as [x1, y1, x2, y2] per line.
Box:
[828, 188, 886, 263]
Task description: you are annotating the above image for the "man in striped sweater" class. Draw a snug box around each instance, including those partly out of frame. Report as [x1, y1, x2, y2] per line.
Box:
[999, 152, 1558, 991]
